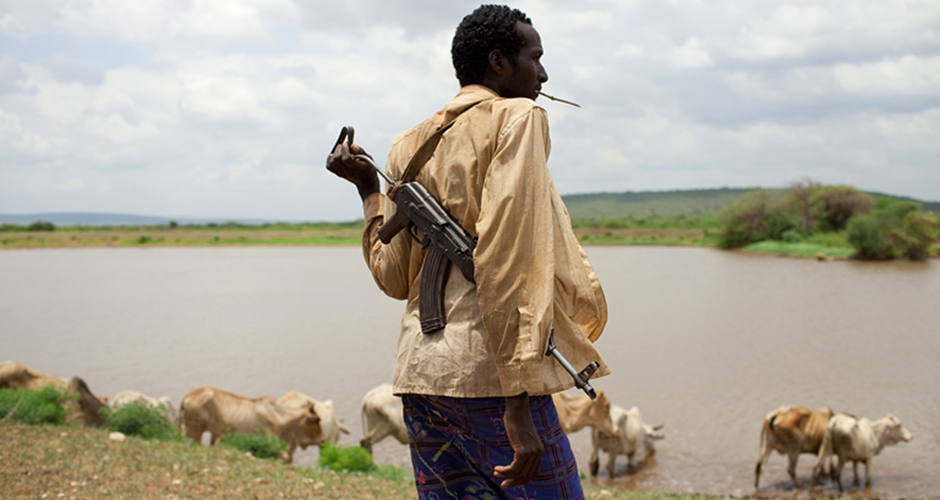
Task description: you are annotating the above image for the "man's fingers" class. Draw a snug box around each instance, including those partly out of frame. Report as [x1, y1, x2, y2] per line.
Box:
[493, 451, 541, 488]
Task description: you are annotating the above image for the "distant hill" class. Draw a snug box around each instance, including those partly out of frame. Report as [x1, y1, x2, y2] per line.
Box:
[560, 188, 763, 219]
[0, 212, 287, 227]
[561, 188, 939, 220]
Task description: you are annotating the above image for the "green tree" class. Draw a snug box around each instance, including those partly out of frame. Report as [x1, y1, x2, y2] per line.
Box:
[847, 198, 938, 260]
[819, 186, 873, 231]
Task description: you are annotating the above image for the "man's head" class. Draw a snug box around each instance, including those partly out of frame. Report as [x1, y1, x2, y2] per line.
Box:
[451, 5, 548, 99]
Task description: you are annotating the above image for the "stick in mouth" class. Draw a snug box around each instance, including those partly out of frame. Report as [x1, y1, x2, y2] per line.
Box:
[537, 91, 581, 108]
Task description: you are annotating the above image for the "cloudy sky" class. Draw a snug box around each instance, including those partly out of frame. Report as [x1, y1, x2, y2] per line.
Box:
[1, 0, 938, 221]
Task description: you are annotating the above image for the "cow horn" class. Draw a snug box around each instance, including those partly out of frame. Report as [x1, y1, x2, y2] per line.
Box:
[652, 423, 664, 431]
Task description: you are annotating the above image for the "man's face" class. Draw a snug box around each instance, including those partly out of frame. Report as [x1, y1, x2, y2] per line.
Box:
[501, 21, 548, 100]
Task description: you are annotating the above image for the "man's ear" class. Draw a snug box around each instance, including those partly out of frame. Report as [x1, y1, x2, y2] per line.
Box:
[488, 49, 509, 76]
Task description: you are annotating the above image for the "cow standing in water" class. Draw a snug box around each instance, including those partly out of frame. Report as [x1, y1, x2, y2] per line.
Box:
[754, 405, 833, 489]
[551, 391, 614, 436]
[812, 413, 912, 491]
[180, 386, 322, 463]
[589, 404, 664, 477]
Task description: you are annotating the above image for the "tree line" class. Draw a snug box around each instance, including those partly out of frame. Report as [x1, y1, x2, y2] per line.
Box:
[718, 180, 938, 260]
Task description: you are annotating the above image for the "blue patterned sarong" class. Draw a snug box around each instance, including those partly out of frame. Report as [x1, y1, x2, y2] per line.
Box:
[402, 394, 584, 500]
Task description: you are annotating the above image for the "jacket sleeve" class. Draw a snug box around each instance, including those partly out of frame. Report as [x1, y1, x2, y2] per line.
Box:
[360, 192, 413, 301]
[474, 105, 555, 397]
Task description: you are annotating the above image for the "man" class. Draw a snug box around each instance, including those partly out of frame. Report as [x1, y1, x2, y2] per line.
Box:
[327, 5, 609, 499]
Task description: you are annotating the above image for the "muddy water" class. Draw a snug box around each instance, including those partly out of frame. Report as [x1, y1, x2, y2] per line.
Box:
[1, 246, 937, 499]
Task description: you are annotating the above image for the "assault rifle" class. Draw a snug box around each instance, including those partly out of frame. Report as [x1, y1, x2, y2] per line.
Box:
[333, 126, 474, 334]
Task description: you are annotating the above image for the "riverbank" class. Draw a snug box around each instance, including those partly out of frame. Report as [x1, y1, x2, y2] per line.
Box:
[1, 422, 766, 500]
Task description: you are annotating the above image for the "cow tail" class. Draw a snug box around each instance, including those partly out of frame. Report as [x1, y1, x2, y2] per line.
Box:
[759, 414, 774, 453]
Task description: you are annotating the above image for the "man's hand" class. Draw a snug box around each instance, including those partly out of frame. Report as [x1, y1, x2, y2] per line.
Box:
[493, 393, 543, 488]
[326, 142, 381, 202]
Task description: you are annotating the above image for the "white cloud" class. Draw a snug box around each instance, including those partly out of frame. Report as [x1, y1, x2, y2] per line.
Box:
[833, 56, 940, 95]
[672, 37, 713, 69]
[55, 177, 85, 191]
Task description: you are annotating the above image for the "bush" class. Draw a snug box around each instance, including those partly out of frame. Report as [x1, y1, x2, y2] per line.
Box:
[102, 401, 185, 442]
[819, 186, 873, 231]
[0, 386, 75, 425]
[718, 190, 786, 248]
[27, 221, 55, 231]
[784, 179, 824, 233]
[318, 442, 374, 472]
[847, 198, 938, 260]
[219, 431, 287, 460]
[0, 224, 25, 232]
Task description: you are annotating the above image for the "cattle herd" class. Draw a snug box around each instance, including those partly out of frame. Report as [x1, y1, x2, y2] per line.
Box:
[1, 360, 913, 492]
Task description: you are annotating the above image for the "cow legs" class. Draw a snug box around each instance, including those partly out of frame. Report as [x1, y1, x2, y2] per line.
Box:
[864, 459, 872, 487]
[607, 448, 617, 478]
[786, 450, 802, 488]
[588, 433, 600, 477]
[834, 456, 846, 492]
[754, 445, 774, 489]
[852, 461, 860, 486]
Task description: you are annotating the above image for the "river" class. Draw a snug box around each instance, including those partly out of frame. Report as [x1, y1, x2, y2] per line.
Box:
[1, 246, 937, 499]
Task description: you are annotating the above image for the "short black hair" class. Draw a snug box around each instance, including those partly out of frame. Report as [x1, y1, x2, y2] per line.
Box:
[451, 5, 532, 87]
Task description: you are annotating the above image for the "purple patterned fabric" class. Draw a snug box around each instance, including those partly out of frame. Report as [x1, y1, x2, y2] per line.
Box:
[402, 394, 584, 500]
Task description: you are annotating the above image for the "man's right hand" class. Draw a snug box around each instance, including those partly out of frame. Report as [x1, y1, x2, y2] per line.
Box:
[326, 142, 381, 202]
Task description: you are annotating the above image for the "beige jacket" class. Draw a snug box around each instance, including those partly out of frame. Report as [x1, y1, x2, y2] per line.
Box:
[361, 85, 609, 398]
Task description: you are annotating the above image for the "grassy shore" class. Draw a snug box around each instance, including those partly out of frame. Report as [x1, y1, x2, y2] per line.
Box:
[1, 422, 762, 500]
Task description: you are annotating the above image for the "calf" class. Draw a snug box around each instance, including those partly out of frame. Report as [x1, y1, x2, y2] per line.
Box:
[277, 391, 351, 445]
[812, 413, 912, 491]
[754, 405, 833, 489]
[180, 386, 322, 463]
[359, 384, 408, 454]
[552, 390, 614, 436]
[589, 404, 664, 477]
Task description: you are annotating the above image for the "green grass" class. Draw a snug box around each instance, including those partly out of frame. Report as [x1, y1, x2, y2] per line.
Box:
[744, 241, 856, 257]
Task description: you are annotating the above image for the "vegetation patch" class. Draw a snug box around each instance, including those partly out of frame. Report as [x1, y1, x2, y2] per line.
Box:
[744, 241, 855, 258]
[102, 401, 187, 443]
[0, 386, 74, 425]
[318, 442, 375, 472]
[218, 431, 288, 461]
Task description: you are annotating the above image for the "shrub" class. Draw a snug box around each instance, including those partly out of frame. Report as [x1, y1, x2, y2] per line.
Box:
[847, 198, 938, 260]
[784, 179, 824, 233]
[0, 224, 25, 232]
[318, 442, 374, 472]
[27, 221, 55, 231]
[717, 190, 780, 248]
[102, 401, 185, 442]
[219, 431, 287, 460]
[0, 386, 74, 425]
[819, 186, 873, 231]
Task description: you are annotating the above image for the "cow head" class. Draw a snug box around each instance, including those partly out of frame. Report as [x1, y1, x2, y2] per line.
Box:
[589, 391, 615, 435]
[643, 422, 665, 452]
[884, 413, 912, 445]
[295, 405, 323, 450]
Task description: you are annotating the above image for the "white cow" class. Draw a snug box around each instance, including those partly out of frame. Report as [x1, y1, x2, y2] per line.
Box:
[552, 390, 614, 436]
[589, 404, 664, 477]
[277, 391, 351, 445]
[812, 413, 912, 491]
[755, 405, 834, 489]
[180, 386, 323, 463]
[359, 383, 408, 454]
[110, 390, 180, 427]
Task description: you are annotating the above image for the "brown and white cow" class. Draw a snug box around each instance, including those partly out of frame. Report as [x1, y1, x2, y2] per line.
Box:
[0, 360, 107, 427]
[180, 386, 322, 463]
[812, 413, 912, 491]
[359, 383, 408, 454]
[277, 391, 351, 445]
[589, 404, 664, 477]
[552, 390, 614, 436]
[754, 405, 833, 489]
[110, 390, 180, 427]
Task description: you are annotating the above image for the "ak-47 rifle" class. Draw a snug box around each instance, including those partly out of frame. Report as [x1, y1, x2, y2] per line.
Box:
[332, 125, 474, 334]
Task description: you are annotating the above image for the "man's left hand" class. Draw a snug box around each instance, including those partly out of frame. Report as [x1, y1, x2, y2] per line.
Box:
[493, 393, 543, 488]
